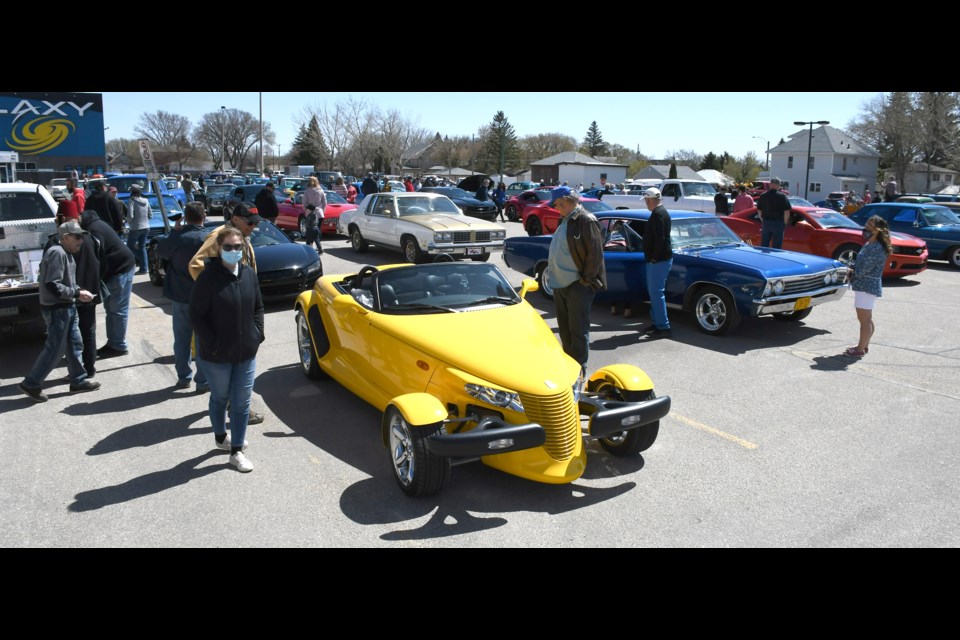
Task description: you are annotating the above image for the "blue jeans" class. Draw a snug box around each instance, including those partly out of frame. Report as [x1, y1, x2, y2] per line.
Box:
[554, 281, 595, 367]
[761, 218, 785, 249]
[172, 301, 206, 387]
[23, 306, 88, 388]
[127, 229, 148, 271]
[645, 259, 673, 330]
[198, 356, 256, 448]
[103, 267, 135, 351]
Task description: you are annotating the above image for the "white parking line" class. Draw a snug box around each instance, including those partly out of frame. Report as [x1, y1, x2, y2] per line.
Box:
[669, 412, 759, 449]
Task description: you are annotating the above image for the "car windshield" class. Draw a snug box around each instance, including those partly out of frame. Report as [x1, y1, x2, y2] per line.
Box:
[397, 196, 460, 216]
[683, 183, 718, 197]
[206, 185, 234, 197]
[326, 191, 347, 204]
[375, 263, 519, 313]
[249, 221, 289, 247]
[582, 200, 613, 213]
[119, 194, 183, 214]
[671, 217, 744, 250]
[922, 206, 960, 225]
[808, 209, 862, 229]
[431, 187, 470, 199]
[109, 177, 152, 192]
[788, 196, 815, 207]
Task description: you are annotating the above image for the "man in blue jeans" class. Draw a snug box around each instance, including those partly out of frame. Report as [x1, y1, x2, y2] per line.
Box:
[80, 209, 136, 358]
[756, 177, 791, 249]
[19, 221, 101, 402]
[641, 188, 673, 339]
[157, 202, 209, 391]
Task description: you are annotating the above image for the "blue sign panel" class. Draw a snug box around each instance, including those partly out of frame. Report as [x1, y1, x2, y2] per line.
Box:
[0, 92, 104, 158]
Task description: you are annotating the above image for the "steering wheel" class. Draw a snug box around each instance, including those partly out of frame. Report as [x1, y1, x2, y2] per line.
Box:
[353, 265, 379, 290]
[405, 206, 427, 214]
[432, 253, 456, 263]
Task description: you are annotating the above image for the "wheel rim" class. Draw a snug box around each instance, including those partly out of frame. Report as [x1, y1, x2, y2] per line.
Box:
[696, 292, 727, 332]
[539, 266, 554, 296]
[595, 382, 629, 445]
[404, 240, 418, 262]
[507, 205, 517, 220]
[528, 217, 542, 235]
[351, 230, 362, 250]
[299, 217, 306, 236]
[952, 248, 960, 267]
[296, 312, 313, 373]
[837, 247, 858, 265]
[388, 412, 414, 487]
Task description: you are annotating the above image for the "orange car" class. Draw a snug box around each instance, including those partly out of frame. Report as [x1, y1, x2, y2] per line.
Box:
[722, 205, 928, 278]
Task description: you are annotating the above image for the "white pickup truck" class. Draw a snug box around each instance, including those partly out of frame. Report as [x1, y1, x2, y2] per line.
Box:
[600, 179, 729, 213]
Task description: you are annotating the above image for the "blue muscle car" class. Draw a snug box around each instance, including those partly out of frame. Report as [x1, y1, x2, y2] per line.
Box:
[503, 210, 850, 335]
[849, 202, 960, 268]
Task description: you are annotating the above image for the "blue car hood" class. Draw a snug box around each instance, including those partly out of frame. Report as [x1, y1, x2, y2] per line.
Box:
[680, 244, 841, 277]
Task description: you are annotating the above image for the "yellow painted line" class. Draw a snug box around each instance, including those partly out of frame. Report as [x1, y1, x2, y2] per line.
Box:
[670, 412, 758, 449]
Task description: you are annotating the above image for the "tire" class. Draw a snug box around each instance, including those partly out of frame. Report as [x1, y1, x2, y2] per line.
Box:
[832, 243, 860, 266]
[298, 215, 307, 237]
[402, 235, 424, 264]
[350, 226, 368, 253]
[536, 263, 555, 300]
[470, 253, 491, 262]
[296, 309, 322, 380]
[594, 384, 660, 456]
[386, 406, 450, 497]
[506, 204, 519, 222]
[526, 216, 543, 236]
[949, 245, 960, 269]
[693, 285, 741, 335]
[147, 246, 163, 287]
[772, 307, 813, 322]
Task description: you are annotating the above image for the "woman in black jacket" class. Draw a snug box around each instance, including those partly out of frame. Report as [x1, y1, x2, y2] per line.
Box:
[189, 226, 265, 473]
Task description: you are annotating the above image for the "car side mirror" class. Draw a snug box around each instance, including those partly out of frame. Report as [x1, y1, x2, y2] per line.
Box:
[519, 278, 539, 299]
[913, 220, 920, 227]
[674, 194, 680, 200]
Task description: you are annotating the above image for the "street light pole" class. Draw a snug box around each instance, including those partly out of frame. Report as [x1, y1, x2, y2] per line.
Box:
[220, 106, 227, 171]
[793, 120, 830, 200]
[752, 135, 770, 173]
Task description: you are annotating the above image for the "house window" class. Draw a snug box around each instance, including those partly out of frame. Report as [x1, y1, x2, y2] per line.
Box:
[810, 182, 822, 194]
[808, 156, 815, 170]
[946, 175, 954, 184]
[15, 162, 37, 170]
[781, 181, 790, 191]
[932, 173, 941, 182]
[842, 158, 847, 171]
[853, 157, 857, 164]
[787, 156, 793, 169]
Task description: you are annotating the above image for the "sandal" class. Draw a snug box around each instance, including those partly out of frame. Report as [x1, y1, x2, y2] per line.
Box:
[843, 346, 867, 357]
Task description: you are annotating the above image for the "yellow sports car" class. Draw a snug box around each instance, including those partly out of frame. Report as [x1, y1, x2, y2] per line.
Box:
[294, 260, 671, 496]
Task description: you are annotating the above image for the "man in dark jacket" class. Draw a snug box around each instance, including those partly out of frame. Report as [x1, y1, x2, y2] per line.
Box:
[756, 177, 791, 249]
[714, 189, 730, 215]
[85, 180, 126, 235]
[361, 172, 379, 197]
[253, 182, 279, 223]
[546, 186, 606, 369]
[642, 187, 673, 339]
[80, 209, 136, 358]
[157, 202, 209, 391]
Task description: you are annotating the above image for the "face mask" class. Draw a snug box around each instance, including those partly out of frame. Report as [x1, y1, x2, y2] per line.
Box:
[862, 229, 873, 239]
[220, 249, 243, 266]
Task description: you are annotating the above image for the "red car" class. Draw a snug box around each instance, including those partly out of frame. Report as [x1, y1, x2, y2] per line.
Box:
[522, 197, 612, 236]
[722, 206, 928, 278]
[275, 190, 358, 237]
[503, 187, 556, 222]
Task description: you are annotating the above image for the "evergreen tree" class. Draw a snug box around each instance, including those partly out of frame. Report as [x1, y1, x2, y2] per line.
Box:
[701, 152, 721, 171]
[582, 121, 607, 157]
[669, 163, 678, 179]
[479, 111, 521, 174]
[290, 124, 311, 164]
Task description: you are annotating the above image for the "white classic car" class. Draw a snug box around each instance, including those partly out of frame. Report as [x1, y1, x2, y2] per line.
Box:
[337, 192, 506, 263]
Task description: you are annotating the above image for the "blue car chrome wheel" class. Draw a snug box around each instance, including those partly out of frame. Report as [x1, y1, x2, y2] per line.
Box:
[694, 285, 741, 335]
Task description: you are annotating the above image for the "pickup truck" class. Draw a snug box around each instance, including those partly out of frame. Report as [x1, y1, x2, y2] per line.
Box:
[0, 183, 59, 330]
[599, 179, 730, 214]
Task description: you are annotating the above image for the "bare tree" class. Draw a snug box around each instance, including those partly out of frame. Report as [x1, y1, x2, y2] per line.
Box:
[193, 111, 228, 170]
[135, 110, 195, 171]
[432, 135, 472, 169]
[915, 92, 960, 190]
[722, 152, 763, 184]
[663, 149, 703, 169]
[520, 133, 576, 166]
[106, 138, 139, 172]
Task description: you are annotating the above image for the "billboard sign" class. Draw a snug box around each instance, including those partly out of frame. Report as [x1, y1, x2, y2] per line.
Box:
[0, 92, 105, 158]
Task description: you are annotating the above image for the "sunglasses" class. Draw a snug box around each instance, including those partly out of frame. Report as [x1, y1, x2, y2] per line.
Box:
[222, 243, 244, 251]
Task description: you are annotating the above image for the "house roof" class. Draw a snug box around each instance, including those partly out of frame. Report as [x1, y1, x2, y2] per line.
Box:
[771, 125, 879, 157]
[895, 162, 957, 174]
[633, 165, 703, 180]
[531, 151, 609, 166]
[697, 169, 735, 185]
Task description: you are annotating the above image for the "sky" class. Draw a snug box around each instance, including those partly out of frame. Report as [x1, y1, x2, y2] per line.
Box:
[97, 92, 883, 162]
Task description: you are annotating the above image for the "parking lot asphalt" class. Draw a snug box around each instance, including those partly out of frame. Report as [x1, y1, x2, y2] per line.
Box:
[2, 220, 959, 548]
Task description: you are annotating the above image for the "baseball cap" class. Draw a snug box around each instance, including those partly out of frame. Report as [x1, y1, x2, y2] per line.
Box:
[770, 177, 782, 185]
[232, 204, 263, 225]
[643, 187, 662, 199]
[58, 220, 89, 238]
[549, 185, 574, 206]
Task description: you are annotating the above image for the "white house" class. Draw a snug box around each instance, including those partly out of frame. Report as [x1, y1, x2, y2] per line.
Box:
[770, 125, 879, 199]
[529, 151, 627, 187]
[883, 163, 958, 194]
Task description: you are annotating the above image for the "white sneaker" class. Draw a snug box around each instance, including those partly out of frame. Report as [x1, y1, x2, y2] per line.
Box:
[229, 452, 254, 473]
[216, 437, 248, 451]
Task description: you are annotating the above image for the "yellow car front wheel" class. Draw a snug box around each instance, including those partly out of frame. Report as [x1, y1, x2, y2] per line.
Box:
[593, 383, 660, 456]
[386, 406, 450, 497]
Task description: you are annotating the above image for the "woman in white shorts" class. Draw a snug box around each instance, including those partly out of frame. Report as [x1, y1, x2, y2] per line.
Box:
[845, 215, 892, 357]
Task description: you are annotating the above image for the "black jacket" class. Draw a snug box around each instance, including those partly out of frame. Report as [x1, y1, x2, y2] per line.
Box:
[85, 189, 126, 234]
[80, 210, 136, 280]
[361, 177, 379, 196]
[189, 257, 264, 364]
[714, 192, 729, 214]
[757, 189, 791, 221]
[157, 223, 208, 304]
[643, 204, 673, 263]
[254, 188, 279, 220]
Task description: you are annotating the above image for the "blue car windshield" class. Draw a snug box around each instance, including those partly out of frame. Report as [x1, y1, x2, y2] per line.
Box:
[922, 207, 960, 225]
[671, 217, 743, 250]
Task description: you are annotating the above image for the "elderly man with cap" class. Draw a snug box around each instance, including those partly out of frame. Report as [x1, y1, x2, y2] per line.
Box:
[641, 188, 674, 339]
[546, 185, 606, 370]
[756, 177, 791, 249]
[18, 221, 101, 402]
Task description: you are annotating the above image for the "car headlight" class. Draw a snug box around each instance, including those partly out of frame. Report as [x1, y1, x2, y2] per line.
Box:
[492, 230, 506, 240]
[435, 231, 454, 242]
[465, 383, 523, 413]
[763, 281, 772, 297]
[773, 280, 785, 295]
[305, 259, 323, 276]
[824, 270, 839, 285]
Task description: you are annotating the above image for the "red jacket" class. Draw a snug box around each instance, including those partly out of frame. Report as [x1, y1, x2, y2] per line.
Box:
[404, 179, 415, 192]
[58, 198, 80, 221]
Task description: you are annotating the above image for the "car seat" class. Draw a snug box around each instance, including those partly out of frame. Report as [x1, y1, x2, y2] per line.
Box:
[379, 283, 398, 307]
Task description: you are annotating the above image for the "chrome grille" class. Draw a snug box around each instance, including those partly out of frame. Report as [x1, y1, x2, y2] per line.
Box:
[519, 388, 579, 460]
[781, 273, 833, 296]
[892, 244, 924, 256]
